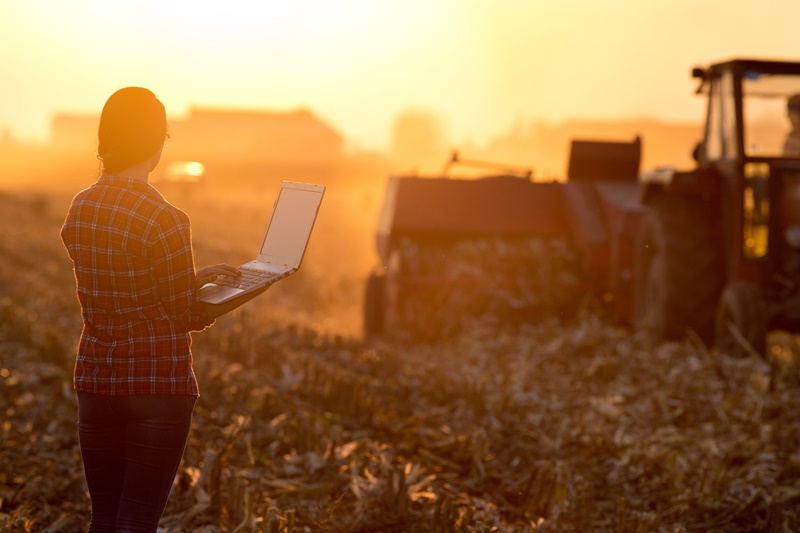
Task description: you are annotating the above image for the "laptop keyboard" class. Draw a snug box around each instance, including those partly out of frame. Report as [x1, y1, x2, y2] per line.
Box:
[213, 266, 282, 290]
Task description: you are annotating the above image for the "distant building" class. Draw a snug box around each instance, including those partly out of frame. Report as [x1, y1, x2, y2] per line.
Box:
[170, 108, 343, 165]
[49, 107, 344, 166]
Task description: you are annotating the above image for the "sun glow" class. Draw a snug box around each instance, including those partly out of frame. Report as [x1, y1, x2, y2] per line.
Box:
[2, 0, 800, 149]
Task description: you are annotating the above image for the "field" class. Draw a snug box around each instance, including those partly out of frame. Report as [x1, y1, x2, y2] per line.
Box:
[3, 163, 800, 532]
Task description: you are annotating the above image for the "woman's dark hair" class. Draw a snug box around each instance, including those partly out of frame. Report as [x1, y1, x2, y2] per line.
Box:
[97, 87, 167, 173]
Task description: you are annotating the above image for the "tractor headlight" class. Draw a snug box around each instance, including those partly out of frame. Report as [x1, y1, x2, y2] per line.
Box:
[785, 224, 800, 248]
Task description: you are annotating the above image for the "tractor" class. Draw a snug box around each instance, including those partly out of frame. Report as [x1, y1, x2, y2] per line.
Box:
[365, 58, 800, 356]
[637, 58, 800, 357]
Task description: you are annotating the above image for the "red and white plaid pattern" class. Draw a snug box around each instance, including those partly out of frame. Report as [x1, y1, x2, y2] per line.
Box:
[61, 175, 214, 395]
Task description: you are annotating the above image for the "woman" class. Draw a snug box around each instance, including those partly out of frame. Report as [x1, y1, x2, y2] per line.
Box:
[61, 87, 239, 531]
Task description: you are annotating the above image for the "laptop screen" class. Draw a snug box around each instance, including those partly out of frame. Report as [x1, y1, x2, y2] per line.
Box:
[257, 183, 324, 268]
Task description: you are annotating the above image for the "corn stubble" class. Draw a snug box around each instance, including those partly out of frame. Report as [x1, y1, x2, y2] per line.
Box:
[3, 191, 800, 532]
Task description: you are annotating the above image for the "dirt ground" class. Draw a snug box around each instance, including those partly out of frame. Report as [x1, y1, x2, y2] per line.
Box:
[3, 168, 800, 532]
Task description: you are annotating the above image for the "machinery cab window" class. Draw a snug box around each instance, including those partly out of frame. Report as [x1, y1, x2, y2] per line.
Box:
[738, 68, 800, 262]
[743, 162, 770, 260]
[705, 70, 738, 161]
[741, 70, 800, 157]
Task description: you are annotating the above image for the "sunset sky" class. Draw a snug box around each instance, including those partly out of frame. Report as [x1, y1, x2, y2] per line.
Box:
[2, 0, 800, 151]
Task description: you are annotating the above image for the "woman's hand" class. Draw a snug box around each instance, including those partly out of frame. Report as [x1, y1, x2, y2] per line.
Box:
[195, 264, 241, 288]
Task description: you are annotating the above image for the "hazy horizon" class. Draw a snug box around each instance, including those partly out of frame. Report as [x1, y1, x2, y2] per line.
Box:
[0, 106, 705, 183]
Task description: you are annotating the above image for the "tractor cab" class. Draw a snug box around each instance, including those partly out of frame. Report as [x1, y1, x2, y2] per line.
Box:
[637, 58, 800, 356]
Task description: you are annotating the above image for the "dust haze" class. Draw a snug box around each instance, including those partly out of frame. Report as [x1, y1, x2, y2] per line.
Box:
[0, 107, 705, 336]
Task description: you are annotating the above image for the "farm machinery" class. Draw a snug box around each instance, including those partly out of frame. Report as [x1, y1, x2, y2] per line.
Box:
[365, 58, 800, 357]
[363, 138, 644, 341]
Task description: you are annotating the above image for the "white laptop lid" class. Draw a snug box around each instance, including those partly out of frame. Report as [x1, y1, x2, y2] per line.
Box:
[257, 181, 325, 269]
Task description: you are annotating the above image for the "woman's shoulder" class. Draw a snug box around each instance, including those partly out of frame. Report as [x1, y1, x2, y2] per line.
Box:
[144, 191, 191, 229]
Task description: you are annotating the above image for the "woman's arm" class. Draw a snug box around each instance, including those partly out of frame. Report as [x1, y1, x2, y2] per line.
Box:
[196, 264, 274, 318]
[200, 284, 270, 318]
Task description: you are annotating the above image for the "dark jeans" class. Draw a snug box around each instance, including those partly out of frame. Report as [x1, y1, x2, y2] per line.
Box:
[76, 392, 197, 532]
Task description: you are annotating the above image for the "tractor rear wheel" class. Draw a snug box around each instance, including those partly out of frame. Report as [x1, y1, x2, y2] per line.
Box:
[634, 194, 723, 345]
[715, 282, 767, 358]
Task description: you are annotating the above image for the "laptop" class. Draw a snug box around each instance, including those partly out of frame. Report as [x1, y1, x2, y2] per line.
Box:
[197, 180, 325, 305]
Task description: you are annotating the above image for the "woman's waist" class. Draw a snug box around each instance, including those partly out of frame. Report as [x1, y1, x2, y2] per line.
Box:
[80, 320, 191, 353]
[81, 304, 187, 327]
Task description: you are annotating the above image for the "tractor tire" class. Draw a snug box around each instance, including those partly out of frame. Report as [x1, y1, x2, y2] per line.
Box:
[633, 194, 723, 345]
[363, 272, 386, 340]
[715, 282, 767, 358]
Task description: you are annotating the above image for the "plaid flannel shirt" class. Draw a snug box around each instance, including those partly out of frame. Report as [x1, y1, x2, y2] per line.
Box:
[61, 175, 213, 395]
